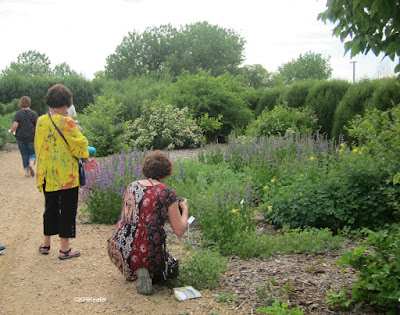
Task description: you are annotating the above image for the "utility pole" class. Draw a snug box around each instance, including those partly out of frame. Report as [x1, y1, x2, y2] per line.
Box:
[350, 60, 357, 83]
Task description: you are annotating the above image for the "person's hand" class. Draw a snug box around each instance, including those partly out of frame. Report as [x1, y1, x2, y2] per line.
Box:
[178, 198, 189, 214]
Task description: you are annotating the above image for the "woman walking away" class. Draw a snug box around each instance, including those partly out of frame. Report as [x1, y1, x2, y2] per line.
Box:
[108, 150, 189, 295]
[9, 96, 38, 177]
[35, 84, 89, 260]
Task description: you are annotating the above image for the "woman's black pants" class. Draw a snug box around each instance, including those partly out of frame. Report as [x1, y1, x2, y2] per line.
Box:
[43, 185, 79, 238]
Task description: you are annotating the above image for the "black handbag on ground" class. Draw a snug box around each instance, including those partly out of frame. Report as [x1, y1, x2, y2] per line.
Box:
[47, 112, 86, 186]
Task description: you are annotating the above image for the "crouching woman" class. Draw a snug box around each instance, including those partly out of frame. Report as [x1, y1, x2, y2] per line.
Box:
[108, 150, 189, 295]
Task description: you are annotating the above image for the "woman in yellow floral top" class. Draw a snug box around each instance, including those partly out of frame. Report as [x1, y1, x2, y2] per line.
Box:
[35, 84, 89, 260]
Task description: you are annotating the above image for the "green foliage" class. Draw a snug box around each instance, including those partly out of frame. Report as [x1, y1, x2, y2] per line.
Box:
[246, 103, 319, 137]
[105, 21, 245, 79]
[160, 71, 253, 138]
[278, 51, 332, 85]
[197, 113, 223, 142]
[0, 114, 12, 149]
[215, 292, 238, 303]
[332, 80, 376, 140]
[124, 100, 204, 150]
[171, 249, 227, 290]
[240, 64, 271, 89]
[0, 73, 94, 115]
[95, 75, 171, 122]
[1, 50, 52, 77]
[347, 104, 400, 176]
[257, 299, 304, 315]
[366, 78, 400, 111]
[306, 79, 350, 138]
[264, 146, 399, 230]
[318, 0, 400, 75]
[329, 226, 400, 312]
[80, 96, 128, 156]
[279, 79, 317, 108]
[255, 86, 286, 116]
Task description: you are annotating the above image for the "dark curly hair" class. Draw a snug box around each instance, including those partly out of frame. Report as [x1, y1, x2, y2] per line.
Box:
[45, 84, 72, 108]
[141, 150, 173, 180]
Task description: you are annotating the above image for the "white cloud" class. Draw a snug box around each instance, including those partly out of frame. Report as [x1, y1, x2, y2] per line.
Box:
[0, 0, 397, 80]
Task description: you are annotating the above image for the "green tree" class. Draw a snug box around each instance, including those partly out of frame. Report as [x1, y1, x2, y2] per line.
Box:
[278, 51, 332, 85]
[165, 21, 245, 78]
[105, 25, 177, 79]
[1, 50, 52, 77]
[318, 0, 400, 75]
[53, 62, 78, 77]
[240, 64, 271, 89]
[105, 22, 245, 79]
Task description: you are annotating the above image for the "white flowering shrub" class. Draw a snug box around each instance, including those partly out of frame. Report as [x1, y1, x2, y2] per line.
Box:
[125, 100, 204, 150]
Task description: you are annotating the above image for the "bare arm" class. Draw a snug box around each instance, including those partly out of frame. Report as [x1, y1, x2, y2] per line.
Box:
[168, 198, 189, 238]
[9, 121, 18, 135]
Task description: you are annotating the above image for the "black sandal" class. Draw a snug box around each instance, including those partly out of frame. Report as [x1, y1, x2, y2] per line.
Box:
[38, 245, 50, 255]
[59, 248, 81, 260]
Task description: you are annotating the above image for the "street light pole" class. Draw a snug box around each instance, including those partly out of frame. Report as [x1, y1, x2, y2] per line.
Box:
[350, 60, 357, 83]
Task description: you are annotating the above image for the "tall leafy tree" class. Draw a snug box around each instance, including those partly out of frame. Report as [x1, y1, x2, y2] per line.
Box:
[240, 64, 272, 89]
[53, 62, 78, 77]
[278, 51, 332, 85]
[105, 25, 177, 79]
[165, 21, 245, 78]
[105, 21, 245, 79]
[1, 50, 52, 77]
[318, 0, 400, 75]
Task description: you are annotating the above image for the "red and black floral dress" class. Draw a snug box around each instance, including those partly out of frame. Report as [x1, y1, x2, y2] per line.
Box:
[117, 181, 177, 280]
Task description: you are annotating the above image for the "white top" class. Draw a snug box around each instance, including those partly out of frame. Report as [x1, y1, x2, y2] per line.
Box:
[67, 104, 78, 122]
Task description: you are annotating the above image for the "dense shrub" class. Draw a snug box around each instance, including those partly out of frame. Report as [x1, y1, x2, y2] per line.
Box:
[279, 79, 317, 108]
[328, 225, 400, 313]
[332, 80, 376, 140]
[246, 103, 319, 137]
[254, 86, 286, 116]
[96, 75, 171, 122]
[264, 148, 399, 230]
[306, 80, 349, 138]
[79, 96, 128, 156]
[0, 73, 95, 115]
[160, 71, 253, 139]
[124, 100, 204, 150]
[366, 77, 400, 111]
[347, 104, 400, 176]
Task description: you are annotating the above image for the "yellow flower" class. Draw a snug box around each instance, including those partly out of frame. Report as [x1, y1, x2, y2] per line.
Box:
[340, 143, 345, 147]
[263, 185, 269, 191]
[359, 151, 362, 155]
[338, 149, 343, 154]
[271, 177, 276, 183]
[353, 148, 358, 153]
[267, 205, 273, 212]
[231, 209, 238, 214]
[309, 156, 315, 161]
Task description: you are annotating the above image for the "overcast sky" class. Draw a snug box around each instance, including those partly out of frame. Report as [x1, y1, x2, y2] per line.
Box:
[0, 0, 396, 81]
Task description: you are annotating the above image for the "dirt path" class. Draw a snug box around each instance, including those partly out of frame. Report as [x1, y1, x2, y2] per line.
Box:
[0, 144, 239, 314]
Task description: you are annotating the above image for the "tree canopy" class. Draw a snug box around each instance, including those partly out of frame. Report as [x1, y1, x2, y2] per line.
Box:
[1, 50, 52, 77]
[318, 0, 400, 75]
[278, 51, 332, 85]
[105, 21, 245, 80]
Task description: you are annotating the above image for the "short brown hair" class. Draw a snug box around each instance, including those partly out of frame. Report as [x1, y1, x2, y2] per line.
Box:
[45, 84, 72, 108]
[19, 96, 31, 108]
[141, 150, 173, 179]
